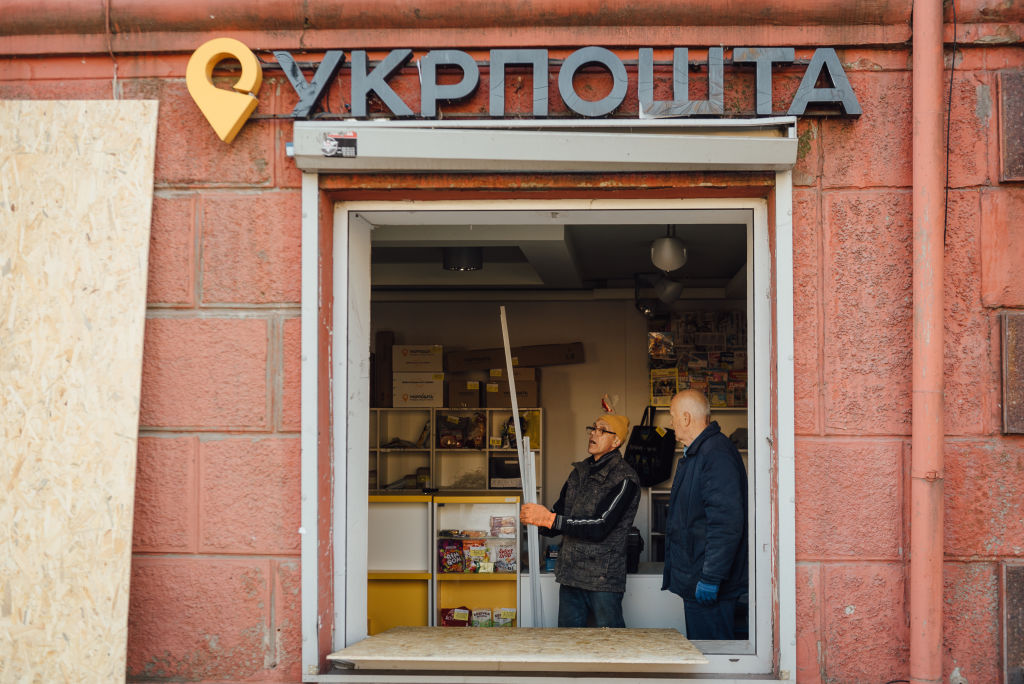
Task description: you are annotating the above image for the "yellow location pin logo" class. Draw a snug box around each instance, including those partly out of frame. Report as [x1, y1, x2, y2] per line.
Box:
[186, 38, 263, 144]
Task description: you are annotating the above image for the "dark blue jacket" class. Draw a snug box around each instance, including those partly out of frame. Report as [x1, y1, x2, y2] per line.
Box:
[661, 421, 748, 601]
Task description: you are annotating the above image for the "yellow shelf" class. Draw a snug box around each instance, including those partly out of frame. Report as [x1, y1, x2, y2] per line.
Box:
[437, 573, 518, 581]
[434, 495, 520, 505]
[438, 535, 517, 541]
[368, 494, 432, 503]
[369, 571, 431, 581]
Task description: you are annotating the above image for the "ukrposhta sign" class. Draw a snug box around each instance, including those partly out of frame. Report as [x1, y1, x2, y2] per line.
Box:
[276, 47, 860, 119]
[187, 40, 861, 142]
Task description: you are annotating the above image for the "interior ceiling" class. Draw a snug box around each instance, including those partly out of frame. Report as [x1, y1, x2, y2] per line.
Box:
[363, 209, 749, 297]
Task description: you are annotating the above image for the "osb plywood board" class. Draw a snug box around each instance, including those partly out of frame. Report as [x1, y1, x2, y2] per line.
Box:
[328, 627, 707, 672]
[0, 100, 158, 683]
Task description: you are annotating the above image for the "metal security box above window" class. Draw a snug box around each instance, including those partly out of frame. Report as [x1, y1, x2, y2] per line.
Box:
[290, 118, 798, 173]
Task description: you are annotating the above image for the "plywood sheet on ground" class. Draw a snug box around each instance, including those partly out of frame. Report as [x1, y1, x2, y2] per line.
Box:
[0, 100, 158, 683]
[328, 626, 707, 672]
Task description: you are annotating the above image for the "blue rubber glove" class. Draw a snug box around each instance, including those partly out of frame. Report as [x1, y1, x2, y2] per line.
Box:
[695, 580, 719, 605]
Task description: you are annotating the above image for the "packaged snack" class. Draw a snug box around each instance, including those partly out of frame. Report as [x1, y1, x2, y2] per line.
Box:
[471, 608, 492, 627]
[437, 413, 468, 448]
[440, 607, 470, 627]
[466, 412, 486, 449]
[489, 540, 517, 573]
[492, 607, 516, 627]
[489, 515, 516, 537]
[438, 539, 464, 573]
[463, 539, 489, 572]
[648, 331, 676, 361]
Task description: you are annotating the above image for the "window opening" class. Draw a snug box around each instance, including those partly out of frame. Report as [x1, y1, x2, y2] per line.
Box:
[343, 203, 772, 675]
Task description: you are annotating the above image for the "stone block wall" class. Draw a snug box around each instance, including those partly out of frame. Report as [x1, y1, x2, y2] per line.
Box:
[3, 30, 1023, 683]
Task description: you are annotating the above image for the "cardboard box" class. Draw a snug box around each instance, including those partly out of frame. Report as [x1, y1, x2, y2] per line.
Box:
[488, 456, 522, 489]
[488, 367, 537, 382]
[446, 342, 584, 371]
[393, 372, 445, 407]
[448, 379, 482, 409]
[393, 344, 444, 372]
[485, 380, 539, 408]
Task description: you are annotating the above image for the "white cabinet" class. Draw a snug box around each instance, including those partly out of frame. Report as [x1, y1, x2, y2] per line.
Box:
[368, 494, 524, 630]
[367, 495, 433, 634]
[519, 570, 686, 632]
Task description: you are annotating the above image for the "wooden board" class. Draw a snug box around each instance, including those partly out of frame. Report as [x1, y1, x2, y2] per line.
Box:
[328, 626, 707, 672]
[0, 100, 158, 683]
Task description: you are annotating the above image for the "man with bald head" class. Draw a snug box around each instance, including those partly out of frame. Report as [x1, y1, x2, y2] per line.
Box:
[662, 390, 748, 640]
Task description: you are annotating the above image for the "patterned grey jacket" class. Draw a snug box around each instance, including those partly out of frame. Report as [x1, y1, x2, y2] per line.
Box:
[541, 449, 640, 593]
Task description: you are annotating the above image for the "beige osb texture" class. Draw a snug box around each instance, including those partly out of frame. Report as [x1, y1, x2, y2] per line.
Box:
[328, 626, 707, 672]
[0, 100, 158, 683]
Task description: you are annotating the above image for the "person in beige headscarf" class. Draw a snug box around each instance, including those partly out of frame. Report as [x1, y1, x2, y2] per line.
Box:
[520, 413, 640, 627]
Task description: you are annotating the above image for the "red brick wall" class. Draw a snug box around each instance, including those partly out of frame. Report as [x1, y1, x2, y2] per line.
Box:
[3, 20, 1023, 684]
[790, 46, 1012, 684]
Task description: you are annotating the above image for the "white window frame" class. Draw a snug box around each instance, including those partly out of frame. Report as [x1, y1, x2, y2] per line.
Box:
[300, 191, 795, 681]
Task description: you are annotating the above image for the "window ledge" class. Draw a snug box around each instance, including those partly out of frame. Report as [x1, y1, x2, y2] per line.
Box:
[327, 626, 705, 674]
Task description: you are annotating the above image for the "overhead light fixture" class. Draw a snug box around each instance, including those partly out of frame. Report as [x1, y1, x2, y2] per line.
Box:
[650, 225, 687, 273]
[635, 299, 657, 319]
[633, 273, 658, 319]
[442, 246, 482, 271]
[654, 276, 684, 304]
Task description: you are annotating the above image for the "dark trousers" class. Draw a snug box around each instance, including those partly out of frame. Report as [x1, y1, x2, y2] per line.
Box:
[557, 584, 626, 628]
[683, 597, 738, 640]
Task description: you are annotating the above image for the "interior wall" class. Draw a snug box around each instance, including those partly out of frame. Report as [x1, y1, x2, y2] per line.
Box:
[372, 298, 650, 507]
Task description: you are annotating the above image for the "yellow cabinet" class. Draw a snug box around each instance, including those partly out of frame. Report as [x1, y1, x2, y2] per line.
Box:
[367, 495, 432, 634]
[367, 494, 522, 631]
[433, 496, 521, 628]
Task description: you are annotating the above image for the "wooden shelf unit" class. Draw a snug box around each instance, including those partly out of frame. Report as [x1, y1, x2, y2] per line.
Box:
[369, 407, 543, 497]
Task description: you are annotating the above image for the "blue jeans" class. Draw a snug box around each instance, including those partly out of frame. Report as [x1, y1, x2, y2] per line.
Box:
[557, 585, 626, 628]
[683, 597, 738, 640]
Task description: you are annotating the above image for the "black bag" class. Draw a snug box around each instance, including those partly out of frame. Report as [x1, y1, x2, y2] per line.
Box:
[623, 406, 676, 487]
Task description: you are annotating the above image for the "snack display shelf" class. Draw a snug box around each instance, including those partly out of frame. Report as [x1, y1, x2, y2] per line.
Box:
[437, 535, 516, 541]
[368, 571, 432, 581]
[435, 495, 520, 505]
[436, 574, 517, 581]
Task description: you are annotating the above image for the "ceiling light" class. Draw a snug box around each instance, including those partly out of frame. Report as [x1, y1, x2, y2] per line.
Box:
[635, 299, 657, 319]
[442, 247, 482, 271]
[654, 276, 684, 304]
[650, 225, 687, 273]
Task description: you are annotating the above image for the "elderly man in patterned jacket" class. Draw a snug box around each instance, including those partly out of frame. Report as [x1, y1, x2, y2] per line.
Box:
[520, 412, 640, 628]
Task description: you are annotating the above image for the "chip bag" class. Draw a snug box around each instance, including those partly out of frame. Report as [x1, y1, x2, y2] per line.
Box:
[438, 539, 464, 573]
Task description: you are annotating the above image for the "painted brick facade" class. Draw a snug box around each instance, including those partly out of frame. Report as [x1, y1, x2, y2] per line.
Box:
[5, 3, 1024, 682]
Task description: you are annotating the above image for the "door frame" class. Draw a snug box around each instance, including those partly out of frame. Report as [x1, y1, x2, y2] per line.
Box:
[299, 190, 796, 680]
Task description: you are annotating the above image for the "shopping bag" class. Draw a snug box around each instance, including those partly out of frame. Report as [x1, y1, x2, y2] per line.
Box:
[623, 406, 675, 487]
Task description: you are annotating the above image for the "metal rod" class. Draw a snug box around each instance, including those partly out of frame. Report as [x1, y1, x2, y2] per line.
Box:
[499, 305, 542, 626]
